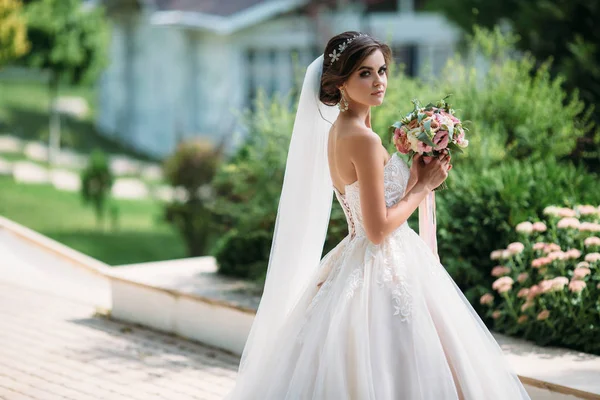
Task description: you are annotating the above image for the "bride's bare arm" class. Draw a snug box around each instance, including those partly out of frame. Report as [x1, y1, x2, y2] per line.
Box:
[351, 132, 447, 245]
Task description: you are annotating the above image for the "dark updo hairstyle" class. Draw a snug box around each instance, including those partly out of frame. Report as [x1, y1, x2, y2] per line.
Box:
[319, 31, 392, 106]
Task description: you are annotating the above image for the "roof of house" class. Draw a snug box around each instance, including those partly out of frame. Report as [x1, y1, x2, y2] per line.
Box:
[148, 0, 309, 34]
[154, 0, 267, 17]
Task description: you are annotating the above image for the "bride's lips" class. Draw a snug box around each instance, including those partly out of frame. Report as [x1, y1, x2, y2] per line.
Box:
[371, 90, 385, 96]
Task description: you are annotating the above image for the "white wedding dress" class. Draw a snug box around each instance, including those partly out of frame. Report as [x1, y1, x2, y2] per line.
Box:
[229, 152, 531, 399]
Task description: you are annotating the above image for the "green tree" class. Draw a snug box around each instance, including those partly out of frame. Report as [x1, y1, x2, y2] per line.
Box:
[427, 0, 600, 170]
[0, 0, 30, 66]
[22, 0, 109, 164]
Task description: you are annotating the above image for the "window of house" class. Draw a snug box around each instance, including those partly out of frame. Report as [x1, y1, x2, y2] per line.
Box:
[365, 0, 398, 13]
[391, 44, 417, 77]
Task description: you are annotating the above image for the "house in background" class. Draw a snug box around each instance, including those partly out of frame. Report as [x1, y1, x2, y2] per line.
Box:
[98, 0, 461, 157]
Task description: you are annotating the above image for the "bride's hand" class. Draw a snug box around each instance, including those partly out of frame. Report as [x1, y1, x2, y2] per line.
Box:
[416, 153, 450, 190]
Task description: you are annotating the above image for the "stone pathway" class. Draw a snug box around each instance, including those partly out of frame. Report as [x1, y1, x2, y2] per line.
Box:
[0, 282, 239, 400]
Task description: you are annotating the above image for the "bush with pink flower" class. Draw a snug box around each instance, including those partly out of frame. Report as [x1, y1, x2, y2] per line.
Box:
[480, 204, 600, 354]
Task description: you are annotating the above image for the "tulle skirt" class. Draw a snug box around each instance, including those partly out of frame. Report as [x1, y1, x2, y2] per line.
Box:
[227, 223, 531, 399]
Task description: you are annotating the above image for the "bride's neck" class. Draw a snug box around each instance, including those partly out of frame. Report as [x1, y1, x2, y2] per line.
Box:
[344, 106, 372, 128]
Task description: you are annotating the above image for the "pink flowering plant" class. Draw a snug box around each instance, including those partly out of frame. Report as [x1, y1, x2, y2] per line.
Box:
[480, 204, 600, 354]
[389, 96, 468, 190]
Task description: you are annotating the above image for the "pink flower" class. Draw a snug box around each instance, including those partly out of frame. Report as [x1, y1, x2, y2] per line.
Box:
[565, 249, 581, 259]
[531, 257, 552, 268]
[597, 283, 600, 290]
[517, 272, 529, 283]
[576, 261, 590, 268]
[492, 277, 514, 294]
[393, 128, 412, 154]
[584, 252, 600, 263]
[479, 293, 494, 305]
[557, 208, 577, 218]
[516, 222, 534, 234]
[547, 251, 566, 261]
[532, 222, 547, 232]
[568, 280, 586, 293]
[521, 301, 534, 312]
[492, 276, 514, 291]
[543, 243, 561, 253]
[579, 222, 600, 232]
[557, 217, 580, 229]
[526, 285, 541, 300]
[433, 130, 449, 150]
[576, 205, 598, 216]
[492, 310, 502, 319]
[491, 266, 511, 277]
[532, 242, 546, 251]
[517, 315, 529, 324]
[538, 280, 554, 293]
[417, 140, 433, 154]
[507, 242, 525, 255]
[537, 310, 550, 321]
[517, 288, 530, 298]
[550, 277, 569, 291]
[573, 267, 591, 280]
[584, 236, 600, 247]
[497, 285, 512, 293]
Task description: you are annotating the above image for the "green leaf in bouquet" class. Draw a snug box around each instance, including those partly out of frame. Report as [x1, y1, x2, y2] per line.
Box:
[411, 98, 421, 111]
[448, 124, 454, 140]
[423, 119, 432, 133]
[418, 112, 426, 123]
[417, 130, 436, 148]
[425, 102, 435, 110]
[447, 142, 464, 153]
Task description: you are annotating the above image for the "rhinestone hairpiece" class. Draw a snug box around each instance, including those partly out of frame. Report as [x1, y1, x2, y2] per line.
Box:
[328, 33, 367, 64]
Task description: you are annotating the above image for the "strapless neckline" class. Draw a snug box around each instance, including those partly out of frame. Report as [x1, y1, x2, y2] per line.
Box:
[333, 153, 398, 197]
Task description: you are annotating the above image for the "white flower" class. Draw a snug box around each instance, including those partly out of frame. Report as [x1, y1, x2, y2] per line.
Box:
[329, 49, 340, 62]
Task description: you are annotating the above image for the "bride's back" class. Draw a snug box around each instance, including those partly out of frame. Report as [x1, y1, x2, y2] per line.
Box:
[328, 119, 387, 195]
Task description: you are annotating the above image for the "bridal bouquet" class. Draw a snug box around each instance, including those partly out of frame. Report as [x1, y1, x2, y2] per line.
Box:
[390, 96, 468, 190]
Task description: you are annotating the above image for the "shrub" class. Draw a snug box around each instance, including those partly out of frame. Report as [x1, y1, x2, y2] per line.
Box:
[80, 149, 114, 228]
[163, 139, 222, 256]
[208, 91, 297, 275]
[436, 157, 600, 304]
[480, 204, 600, 355]
[373, 27, 591, 168]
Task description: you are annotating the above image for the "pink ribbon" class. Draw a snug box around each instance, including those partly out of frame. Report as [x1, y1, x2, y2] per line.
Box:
[419, 191, 439, 261]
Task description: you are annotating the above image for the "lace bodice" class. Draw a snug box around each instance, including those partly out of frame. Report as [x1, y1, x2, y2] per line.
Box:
[333, 153, 410, 239]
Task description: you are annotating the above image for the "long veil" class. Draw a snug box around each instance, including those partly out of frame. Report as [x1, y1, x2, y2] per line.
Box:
[226, 55, 339, 397]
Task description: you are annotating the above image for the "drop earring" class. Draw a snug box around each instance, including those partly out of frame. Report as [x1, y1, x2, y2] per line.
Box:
[338, 88, 349, 112]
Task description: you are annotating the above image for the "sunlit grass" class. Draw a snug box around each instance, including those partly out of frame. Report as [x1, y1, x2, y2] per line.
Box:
[0, 176, 186, 265]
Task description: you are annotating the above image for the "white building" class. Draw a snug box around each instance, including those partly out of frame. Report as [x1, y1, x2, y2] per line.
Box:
[98, 0, 461, 157]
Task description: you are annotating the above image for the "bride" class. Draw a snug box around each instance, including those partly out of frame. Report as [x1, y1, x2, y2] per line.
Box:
[225, 31, 531, 399]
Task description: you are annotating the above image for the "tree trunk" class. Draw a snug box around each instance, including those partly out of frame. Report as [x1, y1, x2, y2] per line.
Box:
[48, 74, 60, 166]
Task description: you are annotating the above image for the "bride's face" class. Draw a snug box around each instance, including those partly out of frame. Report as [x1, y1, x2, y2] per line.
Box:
[342, 49, 387, 108]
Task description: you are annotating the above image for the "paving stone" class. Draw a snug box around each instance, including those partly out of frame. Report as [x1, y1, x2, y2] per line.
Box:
[0, 282, 238, 399]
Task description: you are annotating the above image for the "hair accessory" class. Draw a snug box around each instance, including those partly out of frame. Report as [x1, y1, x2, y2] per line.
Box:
[328, 33, 367, 64]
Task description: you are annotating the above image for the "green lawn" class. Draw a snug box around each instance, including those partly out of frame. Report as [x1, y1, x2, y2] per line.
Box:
[0, 176, 186, 266]
[0, 74, 155, 161]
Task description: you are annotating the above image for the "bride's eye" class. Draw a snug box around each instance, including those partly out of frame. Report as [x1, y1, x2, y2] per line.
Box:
[360, 71, 371, 77]
[379, 66, 388, 75]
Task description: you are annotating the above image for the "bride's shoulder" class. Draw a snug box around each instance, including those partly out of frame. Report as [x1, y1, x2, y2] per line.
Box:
[337, 122, 381, 148]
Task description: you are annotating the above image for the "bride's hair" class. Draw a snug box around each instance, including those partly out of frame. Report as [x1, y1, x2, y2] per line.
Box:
[319, 31, 392, 106]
